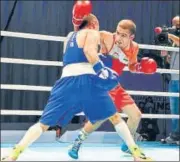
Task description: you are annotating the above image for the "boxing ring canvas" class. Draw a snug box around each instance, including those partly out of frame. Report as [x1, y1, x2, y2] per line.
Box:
[1, 130, 179, 161]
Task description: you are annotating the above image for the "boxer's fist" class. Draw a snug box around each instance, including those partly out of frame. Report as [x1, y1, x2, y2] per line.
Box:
[93, 61, 119, 90]
[72, 0, 92, 26]
[140, 57, 157, 74]
[135, 57, 157, 74]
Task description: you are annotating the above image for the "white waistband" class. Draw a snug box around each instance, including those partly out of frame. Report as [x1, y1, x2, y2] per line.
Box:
[61, 63, 96, 78]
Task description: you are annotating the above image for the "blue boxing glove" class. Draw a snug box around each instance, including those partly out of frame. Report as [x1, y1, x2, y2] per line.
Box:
[93, 60, 119, 90]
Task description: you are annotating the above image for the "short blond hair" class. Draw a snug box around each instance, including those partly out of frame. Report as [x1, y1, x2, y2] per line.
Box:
[118, 19, 136, 35]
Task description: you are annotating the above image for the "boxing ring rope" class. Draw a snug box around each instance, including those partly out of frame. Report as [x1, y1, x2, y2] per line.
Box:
[1, 57, 179, 74]
[1, 30, 179, 52]
[1, 110, 179, 119]
[1, 30, 179, 119]
[1, 84, 179, 97]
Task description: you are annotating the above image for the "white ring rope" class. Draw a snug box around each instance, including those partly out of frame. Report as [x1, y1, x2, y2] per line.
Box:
[1, 84, 179, 97]
[1, 57, 179, 75]
[1, 57, 63, 67]
[1, 110, 179, 119]
[0, 31, 67, 42]
[1, 30, 179, 52]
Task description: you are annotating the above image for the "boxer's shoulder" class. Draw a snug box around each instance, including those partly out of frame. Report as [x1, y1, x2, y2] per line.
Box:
[100, 30, 113, 36]
[76, 29, 99, 47]
[100, 30, 113, 40]
[78, 29, 99, 37]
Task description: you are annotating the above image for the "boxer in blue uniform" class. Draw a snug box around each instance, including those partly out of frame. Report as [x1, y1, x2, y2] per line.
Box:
[2, 13, 119, 161]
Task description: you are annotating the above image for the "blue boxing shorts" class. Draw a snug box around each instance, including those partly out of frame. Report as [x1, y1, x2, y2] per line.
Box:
[39, 74, 116, 127]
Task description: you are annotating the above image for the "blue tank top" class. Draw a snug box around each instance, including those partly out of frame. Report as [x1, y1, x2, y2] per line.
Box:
[63, 32, 88, 66]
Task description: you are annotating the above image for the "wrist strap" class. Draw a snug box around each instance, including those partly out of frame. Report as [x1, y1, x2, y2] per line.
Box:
[93, 61, 104, 74]
[135, 63, 142, 72]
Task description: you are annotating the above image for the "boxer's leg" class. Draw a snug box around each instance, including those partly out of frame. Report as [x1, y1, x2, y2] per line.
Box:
[17, 122, 48, 149]
[112, 87, 141, 137]
[109, 113, 152, 161]
[109, 113, 136, 147]
[2, 122, 49, 161]
[114, 88, 142, 153]
[122, 104, 142, 137]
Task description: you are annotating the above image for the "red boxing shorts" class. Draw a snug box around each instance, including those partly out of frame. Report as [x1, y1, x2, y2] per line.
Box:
[109, 85, 135, 112]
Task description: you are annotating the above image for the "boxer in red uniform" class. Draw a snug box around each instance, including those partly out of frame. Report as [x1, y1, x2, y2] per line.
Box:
[99, 20, 157, 152]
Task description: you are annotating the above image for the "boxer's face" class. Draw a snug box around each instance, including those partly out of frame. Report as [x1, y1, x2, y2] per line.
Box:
[115, 26, 133, 49]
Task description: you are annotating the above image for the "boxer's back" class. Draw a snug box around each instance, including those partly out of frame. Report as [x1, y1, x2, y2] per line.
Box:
[63, 32, 88, 67]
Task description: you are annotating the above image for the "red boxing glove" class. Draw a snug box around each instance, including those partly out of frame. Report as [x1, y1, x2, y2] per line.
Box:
[72, 0, 92, 27]
[135, 57, 157, 74]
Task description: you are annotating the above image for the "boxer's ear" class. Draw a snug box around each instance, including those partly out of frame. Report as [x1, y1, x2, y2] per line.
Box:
[130, 34, 135, 40]
[90, 23, 96, 29]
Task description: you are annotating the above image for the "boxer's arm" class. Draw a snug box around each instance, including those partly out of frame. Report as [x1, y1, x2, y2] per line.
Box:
[128, 44, 139, 72]
[83, 30, 119, 89]
[128, 44, 157, 75]
[83, 30, 118, 78]
[83, 30, 100, 64]
[129, 45, 157, 74]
